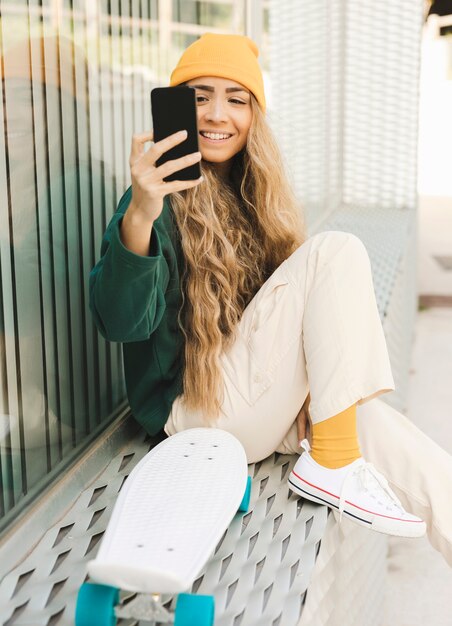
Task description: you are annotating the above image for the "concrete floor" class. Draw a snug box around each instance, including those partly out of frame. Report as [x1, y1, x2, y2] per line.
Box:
[382, 196, 452, 626]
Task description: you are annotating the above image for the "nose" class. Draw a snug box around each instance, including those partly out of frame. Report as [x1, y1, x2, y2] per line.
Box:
[204, 98, 228, 123]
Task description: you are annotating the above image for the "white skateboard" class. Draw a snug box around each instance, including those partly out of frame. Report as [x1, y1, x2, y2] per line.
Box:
[75, 428, 251, 626]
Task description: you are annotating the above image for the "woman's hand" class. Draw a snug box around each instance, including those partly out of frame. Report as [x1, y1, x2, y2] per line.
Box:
[296, 392, 311, 446]
[128, 129, 203, 223]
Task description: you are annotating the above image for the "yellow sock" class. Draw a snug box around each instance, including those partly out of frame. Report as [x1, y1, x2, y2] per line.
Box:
[310, 403, 361, 469]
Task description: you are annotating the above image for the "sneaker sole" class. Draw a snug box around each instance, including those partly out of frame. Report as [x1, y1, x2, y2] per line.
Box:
[288, 470, 426, 538]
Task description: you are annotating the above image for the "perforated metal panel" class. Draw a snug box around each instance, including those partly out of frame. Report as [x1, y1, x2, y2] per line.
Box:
[268, 0, 423, 227]
[0, 428, 328, 625]
[299, 513, 388, 626]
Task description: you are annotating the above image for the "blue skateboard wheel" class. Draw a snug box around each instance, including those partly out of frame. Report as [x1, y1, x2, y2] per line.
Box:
[175, 593, 215, 626]
[75, 582, 119, 626]
[238, 475, 252, 512]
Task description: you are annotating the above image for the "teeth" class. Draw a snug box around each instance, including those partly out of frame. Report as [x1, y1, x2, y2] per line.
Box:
[201, 132, 231, 140]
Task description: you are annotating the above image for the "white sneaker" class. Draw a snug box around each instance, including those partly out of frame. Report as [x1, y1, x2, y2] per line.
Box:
[288, 439, 426, 538]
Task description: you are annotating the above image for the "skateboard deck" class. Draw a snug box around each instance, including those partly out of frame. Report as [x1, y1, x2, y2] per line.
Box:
[86, 428, 249, 596]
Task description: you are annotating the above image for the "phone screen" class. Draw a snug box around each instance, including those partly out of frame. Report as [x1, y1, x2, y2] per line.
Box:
[151, 86, 201, 182]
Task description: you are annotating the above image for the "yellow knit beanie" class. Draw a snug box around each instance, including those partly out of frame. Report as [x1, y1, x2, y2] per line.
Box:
[169, 32, 266, 113]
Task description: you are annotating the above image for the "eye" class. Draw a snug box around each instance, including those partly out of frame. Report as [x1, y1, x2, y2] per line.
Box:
[230, 98, 246, 105]
[196, 95, 208, 103]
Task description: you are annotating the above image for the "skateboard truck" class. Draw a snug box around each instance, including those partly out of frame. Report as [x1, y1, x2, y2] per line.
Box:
[115, 593, 174, 622]
[76, 583, 216, 625]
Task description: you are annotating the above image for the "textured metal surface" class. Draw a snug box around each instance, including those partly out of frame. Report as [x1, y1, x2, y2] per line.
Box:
[268, 0, 423, 226]
[0, 428, 328, 625]
[299, 513, 388, 626]
[380, 214, 418, 414]
[179, 455, 326, 626]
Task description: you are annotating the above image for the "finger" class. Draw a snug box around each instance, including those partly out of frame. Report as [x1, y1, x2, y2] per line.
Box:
[157, 151, 202, 179]
[139, 151, 202, 182]
[130, 130, 154, 165]
[162, 176, 204, 194]
[150, 129, 189, 162]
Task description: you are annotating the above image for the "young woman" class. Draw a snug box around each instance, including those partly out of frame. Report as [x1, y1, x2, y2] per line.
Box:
[90, 33, 452, 563]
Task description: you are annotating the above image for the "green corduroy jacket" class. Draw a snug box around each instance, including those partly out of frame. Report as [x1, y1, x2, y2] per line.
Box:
[89, 186, 185, 434]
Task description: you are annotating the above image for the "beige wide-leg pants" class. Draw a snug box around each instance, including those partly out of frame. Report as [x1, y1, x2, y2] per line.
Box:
[165, 230, 452, 566]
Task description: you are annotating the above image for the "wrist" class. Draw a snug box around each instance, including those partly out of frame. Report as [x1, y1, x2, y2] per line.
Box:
[124, 202, 154, 228]
[119, 202, 155, 256]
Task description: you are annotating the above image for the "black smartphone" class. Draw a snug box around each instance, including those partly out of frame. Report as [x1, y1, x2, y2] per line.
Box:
[151, 86, 201, 182]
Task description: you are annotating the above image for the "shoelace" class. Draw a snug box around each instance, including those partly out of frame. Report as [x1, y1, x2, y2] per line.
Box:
[298, 440, 405, 524]
[338, 461, 404, 523]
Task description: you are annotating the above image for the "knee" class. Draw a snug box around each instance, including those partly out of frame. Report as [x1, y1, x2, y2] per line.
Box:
[312, 229, 366, 250]
[311, 230, 370, 265]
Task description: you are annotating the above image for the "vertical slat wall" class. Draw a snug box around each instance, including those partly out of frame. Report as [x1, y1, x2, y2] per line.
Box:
[268, 0, 423, 227]
[0, 0, 247, 535]
[0, 0, 167, 530]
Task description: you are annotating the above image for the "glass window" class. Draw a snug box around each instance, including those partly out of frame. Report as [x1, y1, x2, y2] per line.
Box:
[172, 1, 235, 28]
[0, 0, 247, 534]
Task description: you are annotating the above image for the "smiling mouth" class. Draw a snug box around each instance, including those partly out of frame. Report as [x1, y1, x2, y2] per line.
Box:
[199, 131, 233, 143]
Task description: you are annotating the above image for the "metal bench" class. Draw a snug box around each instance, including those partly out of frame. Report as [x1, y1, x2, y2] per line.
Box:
[0, 205, 415, 626]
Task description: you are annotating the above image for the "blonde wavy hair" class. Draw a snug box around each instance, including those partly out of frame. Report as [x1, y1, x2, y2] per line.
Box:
[169, 93, 308, 423]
